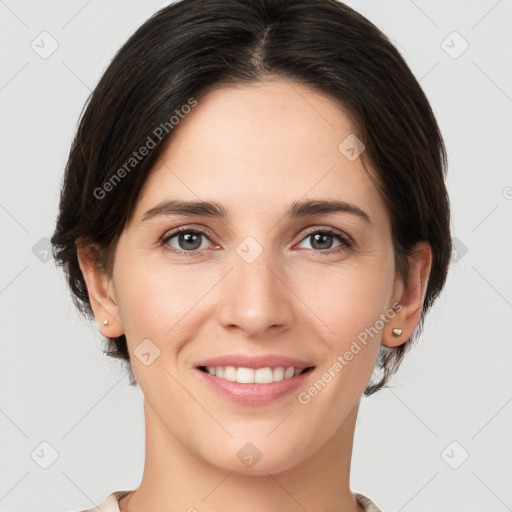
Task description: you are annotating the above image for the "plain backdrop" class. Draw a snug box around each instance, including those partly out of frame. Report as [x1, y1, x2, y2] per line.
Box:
[1, 1, 511, 511]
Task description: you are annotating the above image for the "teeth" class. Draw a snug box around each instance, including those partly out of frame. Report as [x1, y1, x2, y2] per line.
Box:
[203, 365, 307, 383]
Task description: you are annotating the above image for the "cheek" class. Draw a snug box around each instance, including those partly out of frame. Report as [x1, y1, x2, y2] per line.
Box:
[113, 256, 211, 356]
[293, 269, 390, 420]
[296, 255, 396, 345]
[291, 255, 395, 401]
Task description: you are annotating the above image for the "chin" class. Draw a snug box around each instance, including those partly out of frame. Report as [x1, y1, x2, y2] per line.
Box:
[200, 437, 309, 477]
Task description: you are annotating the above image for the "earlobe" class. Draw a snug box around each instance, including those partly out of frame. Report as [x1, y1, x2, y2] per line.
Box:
[76, 242, 124, 337]
[382, 241, 432, 348]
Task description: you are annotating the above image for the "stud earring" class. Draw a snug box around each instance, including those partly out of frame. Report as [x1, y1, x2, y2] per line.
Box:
[392, 328, 402, 337]
[103, 320, 109, 326]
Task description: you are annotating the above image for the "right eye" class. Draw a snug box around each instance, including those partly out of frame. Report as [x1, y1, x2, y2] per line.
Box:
[160, 227, 214, 256]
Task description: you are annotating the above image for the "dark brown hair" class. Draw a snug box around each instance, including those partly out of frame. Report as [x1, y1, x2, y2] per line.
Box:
[51, 0, 451, 395]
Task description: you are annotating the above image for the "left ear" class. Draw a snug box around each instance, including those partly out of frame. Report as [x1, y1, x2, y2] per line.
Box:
[382, 241, 432, 347]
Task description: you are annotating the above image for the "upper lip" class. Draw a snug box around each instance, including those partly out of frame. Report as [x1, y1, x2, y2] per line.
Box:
[195, 354, 315, 370]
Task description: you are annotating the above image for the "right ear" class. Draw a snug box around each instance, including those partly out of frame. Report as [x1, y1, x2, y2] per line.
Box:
[76, 241, 124, 338]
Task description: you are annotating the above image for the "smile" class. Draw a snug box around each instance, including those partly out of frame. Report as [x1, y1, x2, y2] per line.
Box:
[195, 365, 316, 406]
[198, 365, 314, 384]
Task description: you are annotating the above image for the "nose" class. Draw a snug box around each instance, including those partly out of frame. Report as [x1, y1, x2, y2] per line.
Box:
[216, 248, 295, 338]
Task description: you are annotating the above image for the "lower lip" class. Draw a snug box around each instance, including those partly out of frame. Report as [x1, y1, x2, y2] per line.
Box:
[195, 368, 314, 406]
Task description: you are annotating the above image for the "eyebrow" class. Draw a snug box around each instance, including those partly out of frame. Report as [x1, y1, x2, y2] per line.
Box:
[141, 199, 372, 224]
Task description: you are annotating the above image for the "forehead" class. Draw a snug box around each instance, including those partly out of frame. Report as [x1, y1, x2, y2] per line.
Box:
[133, 79, 387, 227]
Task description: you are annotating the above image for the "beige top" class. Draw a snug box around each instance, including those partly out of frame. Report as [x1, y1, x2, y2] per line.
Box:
[79, 490, 383, 511]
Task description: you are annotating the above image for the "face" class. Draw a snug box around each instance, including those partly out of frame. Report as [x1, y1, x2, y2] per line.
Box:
[104, 80, 402, 474]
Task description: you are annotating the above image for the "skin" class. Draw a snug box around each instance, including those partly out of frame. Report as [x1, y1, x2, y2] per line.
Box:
[78, 79, 432, 512]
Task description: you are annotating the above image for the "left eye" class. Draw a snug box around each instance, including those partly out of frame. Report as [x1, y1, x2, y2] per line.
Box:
[296, 229, 351, 252]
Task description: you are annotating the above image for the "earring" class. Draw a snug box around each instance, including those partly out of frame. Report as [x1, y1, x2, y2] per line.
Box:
[103, 320, 109, 326]
[392, 328, 402, 337]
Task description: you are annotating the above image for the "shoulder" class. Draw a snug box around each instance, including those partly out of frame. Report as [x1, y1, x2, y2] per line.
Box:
[354, 492, 384, 512]
[74, 490, 132, 512]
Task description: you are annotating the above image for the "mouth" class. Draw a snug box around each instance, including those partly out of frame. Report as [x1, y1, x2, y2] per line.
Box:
[196, 365, 315, 384]
[195, 364, 316, 406]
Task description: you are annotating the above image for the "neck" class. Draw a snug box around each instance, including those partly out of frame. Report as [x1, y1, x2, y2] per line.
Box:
[120, 398, 364, 512]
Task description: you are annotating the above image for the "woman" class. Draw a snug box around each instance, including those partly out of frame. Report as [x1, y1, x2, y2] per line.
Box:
[51, 0, 451, 511]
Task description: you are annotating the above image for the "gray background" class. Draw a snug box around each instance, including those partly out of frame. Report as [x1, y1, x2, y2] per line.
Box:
[1, 1, 511, 511]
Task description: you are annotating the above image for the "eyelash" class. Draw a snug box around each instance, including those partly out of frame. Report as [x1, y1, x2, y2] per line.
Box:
[159, 226, 353, 258]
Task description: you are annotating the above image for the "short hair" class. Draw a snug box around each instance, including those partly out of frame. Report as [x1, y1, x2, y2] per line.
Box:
[51, 0, 451, 396]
